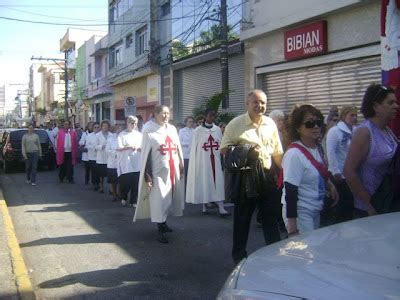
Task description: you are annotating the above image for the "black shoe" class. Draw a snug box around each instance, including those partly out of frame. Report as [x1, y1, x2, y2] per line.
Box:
[164, 223, 173, 232]
[59, 178, 64, 183]
[219, 211, 231, 218]
[94, 186, 99, 191]
[157, 231, 168, 243]
[112, 197, 119, 202]
[68, 180, 74, 184]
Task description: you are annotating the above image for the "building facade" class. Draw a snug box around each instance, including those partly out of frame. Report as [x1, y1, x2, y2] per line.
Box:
[37, 63, 66, 121]
[86, 35, 114, 123]
[108, 0, 164, 122]
[241, 0, 381, 116]
[172, 42, 245, 121]
[60, 28, 106, 123]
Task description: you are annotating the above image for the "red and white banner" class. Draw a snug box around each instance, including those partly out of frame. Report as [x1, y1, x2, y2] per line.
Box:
[284, 21, 327, 60]
[381, 0, 400, 138]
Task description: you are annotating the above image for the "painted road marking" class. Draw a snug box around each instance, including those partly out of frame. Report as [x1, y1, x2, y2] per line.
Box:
[0, 193, 35, 300]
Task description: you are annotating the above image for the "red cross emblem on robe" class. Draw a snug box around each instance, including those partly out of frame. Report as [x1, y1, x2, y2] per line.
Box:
[202, 134, 219, 187]
[159, 135, 177, 191]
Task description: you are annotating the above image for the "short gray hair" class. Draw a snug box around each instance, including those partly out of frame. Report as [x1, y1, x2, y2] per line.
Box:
[126, 115, 138, 124]
[269, 109, 285, 122]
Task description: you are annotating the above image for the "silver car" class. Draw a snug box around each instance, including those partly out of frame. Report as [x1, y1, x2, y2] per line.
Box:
[218, 213, 400, 300]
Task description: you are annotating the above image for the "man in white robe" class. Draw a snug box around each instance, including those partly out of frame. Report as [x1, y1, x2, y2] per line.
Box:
[133, 105, 185, 243]
[186, 108, 230, 216]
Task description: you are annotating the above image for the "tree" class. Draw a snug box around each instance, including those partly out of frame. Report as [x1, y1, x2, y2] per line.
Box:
[192, 24, 239, 53]
[171, 40, 190, 61]
[192, 92, 236, 124]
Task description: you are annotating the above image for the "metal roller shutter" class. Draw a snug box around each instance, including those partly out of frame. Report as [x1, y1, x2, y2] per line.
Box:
[262, 56, 380, 116]
[175, 54, 245, 121]
[181, 60, 220, 119]
[228, 54, 246, 116]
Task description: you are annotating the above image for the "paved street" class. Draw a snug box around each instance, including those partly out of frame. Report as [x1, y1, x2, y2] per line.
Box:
[1, 163, 267, 299]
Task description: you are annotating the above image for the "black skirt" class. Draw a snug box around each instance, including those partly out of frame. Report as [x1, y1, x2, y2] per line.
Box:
[107, 168, 118, 184]
[96, 163, 108, 177]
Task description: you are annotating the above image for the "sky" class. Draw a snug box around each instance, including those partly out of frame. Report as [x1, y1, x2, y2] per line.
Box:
[0, 0, 108, 85]
[0, 0, 241, 86]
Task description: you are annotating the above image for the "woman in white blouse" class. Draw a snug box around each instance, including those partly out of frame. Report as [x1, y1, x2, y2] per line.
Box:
[178, 116, 195, 189]
[326, 105, 358, 223]
[95, 120, 112, 193]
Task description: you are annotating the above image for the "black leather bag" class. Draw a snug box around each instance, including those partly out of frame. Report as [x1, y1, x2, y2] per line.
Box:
[223, 144, 252, 171]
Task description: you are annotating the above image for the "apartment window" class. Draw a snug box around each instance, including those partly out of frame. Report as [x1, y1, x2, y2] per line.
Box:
[135, 25, 148, 57]
[109, 42, 122, 69]
[116, 48, 121, 65]
[95, 56, 102, 78]
[126, 33, 133, 48]
[161, 1, 170, 17]
[87, 63, 92, 83]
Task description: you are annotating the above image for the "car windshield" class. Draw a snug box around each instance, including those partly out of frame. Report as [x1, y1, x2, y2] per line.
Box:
[10, 130, 49, 143]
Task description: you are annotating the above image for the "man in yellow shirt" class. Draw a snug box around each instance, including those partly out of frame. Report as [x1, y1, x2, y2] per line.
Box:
[221, 89, 283, 264]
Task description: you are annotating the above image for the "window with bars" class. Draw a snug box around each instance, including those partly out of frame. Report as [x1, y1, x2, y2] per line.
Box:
[135, 25, 148, 57]
[126, 33, 133, 48]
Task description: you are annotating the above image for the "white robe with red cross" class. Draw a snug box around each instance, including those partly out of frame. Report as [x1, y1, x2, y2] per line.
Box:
[186, 124, 225, 204]
[133, 122, 185, 223]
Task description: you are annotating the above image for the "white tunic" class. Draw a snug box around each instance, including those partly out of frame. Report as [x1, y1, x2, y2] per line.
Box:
[86, 132, 97, 161]
[186, 125, 225, 204]
[117, 130, 142, 176]
[133, 122, 185, 223]
[106, 134, 118, 169]
[179, 127, 194, 159]
[95, 131, 113, 164]
[79, 131, 89, 162]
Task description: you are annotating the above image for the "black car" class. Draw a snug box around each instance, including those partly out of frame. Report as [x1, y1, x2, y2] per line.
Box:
[0, 129, 56, 173]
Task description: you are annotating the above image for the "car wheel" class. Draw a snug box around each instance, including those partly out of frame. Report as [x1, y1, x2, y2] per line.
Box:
[3, 160, 12, 173]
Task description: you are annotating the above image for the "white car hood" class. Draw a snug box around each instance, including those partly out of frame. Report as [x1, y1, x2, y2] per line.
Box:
[237, 213, 400, 299]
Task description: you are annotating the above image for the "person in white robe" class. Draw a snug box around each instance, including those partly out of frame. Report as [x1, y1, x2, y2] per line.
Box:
[117, 116, 142, 207]
[79, 122, 93, 185]
[95, 120, 112, 193]
[106, 124, 121, 202]
[133, 105, 185, 243]
[86, 123, 100, 190]
[186, 108, 230, 217]
[178, 116, 195, 190]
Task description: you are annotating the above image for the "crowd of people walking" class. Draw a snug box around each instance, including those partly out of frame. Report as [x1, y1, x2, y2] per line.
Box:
[24, 83, 399, 264]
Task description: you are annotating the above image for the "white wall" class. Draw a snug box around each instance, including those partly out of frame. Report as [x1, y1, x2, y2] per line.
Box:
[241, 0, 363, 40]
[243, 1, 380, 91]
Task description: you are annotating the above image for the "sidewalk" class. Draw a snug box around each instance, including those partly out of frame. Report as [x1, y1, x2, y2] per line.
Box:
[0, 187, 35, 300]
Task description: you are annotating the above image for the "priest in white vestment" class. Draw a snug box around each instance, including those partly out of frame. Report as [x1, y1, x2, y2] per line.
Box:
[186, 108, 230, 217]
[133, 105, 185, 243]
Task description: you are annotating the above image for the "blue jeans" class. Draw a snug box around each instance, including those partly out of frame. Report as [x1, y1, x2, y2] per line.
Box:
[25, 152, 39, 183]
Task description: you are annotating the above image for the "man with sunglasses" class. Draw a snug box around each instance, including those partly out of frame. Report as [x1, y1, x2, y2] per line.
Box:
[221, 89, 284, 265]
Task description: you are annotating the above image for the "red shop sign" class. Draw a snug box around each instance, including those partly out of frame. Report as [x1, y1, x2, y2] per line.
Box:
[284, 20, 327, 60]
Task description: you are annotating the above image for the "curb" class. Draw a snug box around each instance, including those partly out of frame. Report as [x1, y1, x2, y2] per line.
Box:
[0, 189, 35, 300]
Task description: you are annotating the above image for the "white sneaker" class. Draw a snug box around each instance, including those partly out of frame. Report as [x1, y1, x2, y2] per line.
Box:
[31, 183, 36, 186]
[26, 180, 31, 184]
[121, 199, 127, 206]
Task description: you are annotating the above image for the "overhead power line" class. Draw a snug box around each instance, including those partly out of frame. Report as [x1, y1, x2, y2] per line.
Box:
[0, 2, 244, 27]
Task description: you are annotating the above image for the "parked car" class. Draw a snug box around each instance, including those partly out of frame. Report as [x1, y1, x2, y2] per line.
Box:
[218, 213, 400, 300]
[0, 128, 56, 173]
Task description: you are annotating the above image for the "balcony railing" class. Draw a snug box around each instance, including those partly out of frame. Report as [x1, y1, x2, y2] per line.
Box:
[87, 76, 113, 98]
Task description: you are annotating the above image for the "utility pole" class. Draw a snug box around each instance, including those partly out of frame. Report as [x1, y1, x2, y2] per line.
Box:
[64, 51, 69, 120]
[31, 56, 68, 120]
[220, 0, 229, 111]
